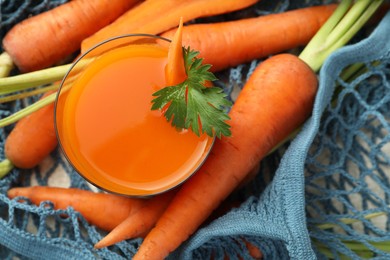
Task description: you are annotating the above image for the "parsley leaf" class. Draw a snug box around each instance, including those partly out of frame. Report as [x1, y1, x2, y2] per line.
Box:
[151, 47, 232, 138]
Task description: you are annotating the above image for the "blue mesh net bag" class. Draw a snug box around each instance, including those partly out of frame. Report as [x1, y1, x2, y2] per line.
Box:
[1, 0, 390, 259]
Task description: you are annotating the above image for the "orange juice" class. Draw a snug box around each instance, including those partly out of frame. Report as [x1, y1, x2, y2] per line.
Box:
[55, 43, 214, 196]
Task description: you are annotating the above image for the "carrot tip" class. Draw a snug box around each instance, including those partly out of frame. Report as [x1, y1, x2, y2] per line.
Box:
[94, 234, 114, 249]
[165, 17, 186, 86]
[94, 242, 104, 249]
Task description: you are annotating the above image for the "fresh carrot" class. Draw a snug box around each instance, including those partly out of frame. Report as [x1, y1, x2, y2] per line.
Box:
[94, 189, 177, 249]
[242, 240, 263, 260]
[210, 238, 263, 260]
[133, 53, 318, 260]
[81, 0, 258, 53]
[132, 1, 383, 258]
[7, 186, 147, 232]
[160, 4, 337, 72]
[4, 92, 57, 169]
[165, 18, 186, 86]
[2, 0, 140, 72]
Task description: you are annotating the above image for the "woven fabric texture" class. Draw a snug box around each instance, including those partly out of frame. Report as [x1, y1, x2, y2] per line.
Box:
[1, 1, 390, 259]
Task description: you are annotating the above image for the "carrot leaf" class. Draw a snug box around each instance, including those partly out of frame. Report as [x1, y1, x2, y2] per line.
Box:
[151, 47, 232, 138]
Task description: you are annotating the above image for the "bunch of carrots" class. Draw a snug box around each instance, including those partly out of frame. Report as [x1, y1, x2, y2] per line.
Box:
[1, 0, 386, 259]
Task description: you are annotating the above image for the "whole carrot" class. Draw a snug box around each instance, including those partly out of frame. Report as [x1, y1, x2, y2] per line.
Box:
[133, 53, 318, 259]
[161, 4, 337, 72]
[4, 92, 57, 169]
[81, 0, 258, 52]
[2, 0, 140, 72]
[7, 186, 146, 231]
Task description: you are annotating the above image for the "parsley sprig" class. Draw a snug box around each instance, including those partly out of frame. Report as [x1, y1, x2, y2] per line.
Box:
[151, 47, 232, 138]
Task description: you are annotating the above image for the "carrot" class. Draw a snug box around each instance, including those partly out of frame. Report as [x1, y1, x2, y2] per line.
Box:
[133, 53, 318, 260]
[4, 92, 57, 169]
[81, 0, 258, 53]
[94, 189, 177, 249]
[210, 238, 263, 260]
[7, 186, 147, 232]
[2, 0, 140, 72]
[242, 240, 263, 260]
[165, 18, 186, 86]
[160, 4, 337, 72]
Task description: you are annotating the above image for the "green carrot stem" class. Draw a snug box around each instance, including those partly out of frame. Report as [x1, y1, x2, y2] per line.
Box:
[0, 64, 70, 95]
[0, 159, 14, 179]
[324, 0, 370, 48]
[299, 0, 383, 72]
[0, 84, 60, 104]
[341, 240, 390, 252]
[0, 52, 14, 78]
[298, 0, 352, 68]
[0, 92, 56, 128]
[317, 0, 383, 69]
[314, 242, 375, 259]
[316, 211, 387, 230]
[339, 62, 366, 82]
[0, 58, 92, 95]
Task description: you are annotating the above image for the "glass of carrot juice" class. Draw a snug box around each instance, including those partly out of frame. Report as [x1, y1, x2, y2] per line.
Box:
[54, 34, 215, 197]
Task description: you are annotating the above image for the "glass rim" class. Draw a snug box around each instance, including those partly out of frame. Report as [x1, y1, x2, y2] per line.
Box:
[53, 33, 216, 198]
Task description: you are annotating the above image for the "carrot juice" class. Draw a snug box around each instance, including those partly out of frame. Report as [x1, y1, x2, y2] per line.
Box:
[55, 41, 214, 196]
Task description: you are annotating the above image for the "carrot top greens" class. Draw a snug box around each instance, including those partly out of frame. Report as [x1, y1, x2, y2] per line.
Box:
[151, 47, 232, 138]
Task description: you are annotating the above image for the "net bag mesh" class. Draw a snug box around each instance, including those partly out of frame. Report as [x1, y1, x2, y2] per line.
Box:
[1, 0, 390, 259]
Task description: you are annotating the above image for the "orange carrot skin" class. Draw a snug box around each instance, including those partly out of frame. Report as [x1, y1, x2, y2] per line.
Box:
[242, 240, 263, 260]
[5, 93, 57, 169]
[81, 0, 258, 52]
[165, 18, 186, 86]
[7, 186, 146, 231]
[94, 189, 177, 249]
[161, 4, 336, 72]
[133, 54, 318, 259]
[2, 0, 140, 72]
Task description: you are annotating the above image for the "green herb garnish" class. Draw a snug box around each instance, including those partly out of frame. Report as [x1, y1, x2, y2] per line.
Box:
[151, 47, 232, 138]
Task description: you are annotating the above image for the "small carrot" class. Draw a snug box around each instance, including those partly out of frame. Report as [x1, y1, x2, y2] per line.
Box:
[4, 92, 57, 169]
[2, 0, 140, 72]
[161, 4, 337, 72]
[242, 240, 263, 260]
[133, 53, 319, 260]
[81, 0, 258, 52]
[210, 238, 263, 260]
[165, 18, 186, 86]
[94, 189, 177, 249]
[7, 186, 147, 232]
